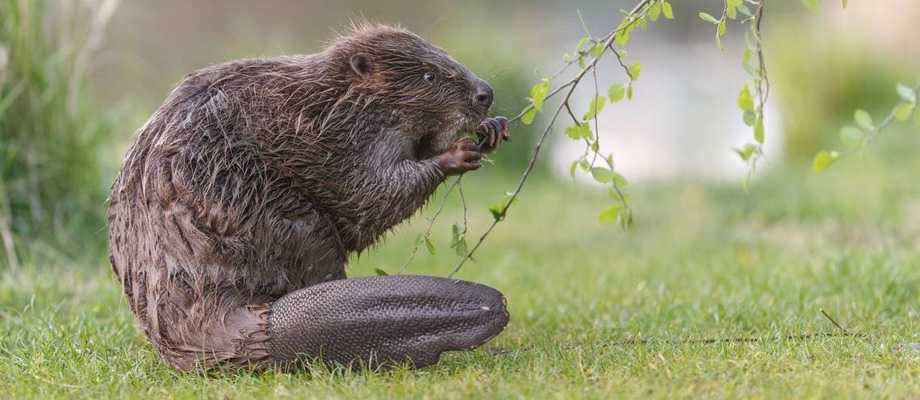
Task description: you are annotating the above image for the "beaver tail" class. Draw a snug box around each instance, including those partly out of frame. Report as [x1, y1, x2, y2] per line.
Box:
[264, 275, 509, 369]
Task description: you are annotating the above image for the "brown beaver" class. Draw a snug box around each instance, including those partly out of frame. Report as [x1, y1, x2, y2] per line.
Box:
[107, 23, 512, 371]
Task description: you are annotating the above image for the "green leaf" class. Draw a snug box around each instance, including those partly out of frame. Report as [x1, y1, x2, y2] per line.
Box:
[812, 150, 839, 172]
[627, 63, 642, 80]
[662, 1, 675, 19]
[565, 123, 592, 140]
[489, 204, 504, 221]
[737, 85, 755, 111]
[449, 224, 468, 258]
[374, 268, 389, 276]
[569, 160, 579, 179]
[897, 83, 917, 104]
[591, 167, 626, 186]
[575, 37, 591, 53]
[615, 30, 631, 48]
[591, 167, 613, 183]
[637, 17, 648, 30]
[599, 205, 621, 225]
[839, 126, 864, 148]
[734, 144, 757, 162]
[530, 80, 550, 111]
[489, 194, 514, 221]
[450, 223, 461, 243]
[521, 108, 537, 125]
[608, 83, 626, 103]
[841, 0, 848, 8]
[854, 109, 874, 131]
[801, 0, 818, 10]
[626, 85, 634, 100]
[590, 42, 606, 58]
[754, 117, 765, 144]
[611, 171, 628, 187]
[698, 12, 721, 24]
[726, 0, 742, 19]
[742, 110, 756, 127]
[648, 2, 661, 21]
[742, 49, 756, 75]
[583, 96, 607, 120]
[424, 236, 436, 255]
[718, 19, 727, 37]
[894, 103, 915, 122]
[737, 4, 753, 17]
[453, 237, 467, 258]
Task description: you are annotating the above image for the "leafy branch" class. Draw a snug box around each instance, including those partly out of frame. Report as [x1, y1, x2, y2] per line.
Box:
[397, 0, 902, 278]
[397, 0, 667, 277]
[813, 82, 920, 172]
[701, 0, 769, 190]
[446, 0, 669, 277]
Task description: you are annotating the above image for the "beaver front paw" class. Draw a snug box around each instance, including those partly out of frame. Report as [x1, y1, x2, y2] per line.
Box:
[476, 116, 510, 153]
[436, 137, 482, 176]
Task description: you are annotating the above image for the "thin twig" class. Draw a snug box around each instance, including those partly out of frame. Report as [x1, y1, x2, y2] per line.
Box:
[589, 65, 601, 166]
[491, 310, 865, 357]
[615, 309, 863, 346]
[820, 309, 848, 334]
[398, 177, 462, 274]
[610, 331, 865, 347]
[458, 180, 469, 236]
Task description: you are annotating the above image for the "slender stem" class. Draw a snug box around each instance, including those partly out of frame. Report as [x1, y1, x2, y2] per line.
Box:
[398, 177, 462, 274]
[865, 82, 920, 146]
[458, 180, 469, 236]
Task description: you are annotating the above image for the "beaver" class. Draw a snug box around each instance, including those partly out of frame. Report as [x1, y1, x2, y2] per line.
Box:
[107, 23, 512, 371]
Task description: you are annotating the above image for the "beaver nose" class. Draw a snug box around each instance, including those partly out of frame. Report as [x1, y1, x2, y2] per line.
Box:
[473, 81, 494, 109]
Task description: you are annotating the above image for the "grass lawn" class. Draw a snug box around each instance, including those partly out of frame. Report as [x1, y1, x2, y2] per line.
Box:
[2, 147, 920, 399]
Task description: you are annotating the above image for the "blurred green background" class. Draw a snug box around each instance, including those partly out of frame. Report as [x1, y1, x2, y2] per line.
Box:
[1, 1, 920, 397]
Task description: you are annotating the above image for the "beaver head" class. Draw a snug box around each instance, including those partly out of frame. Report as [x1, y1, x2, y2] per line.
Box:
[326, 24, 494, 158]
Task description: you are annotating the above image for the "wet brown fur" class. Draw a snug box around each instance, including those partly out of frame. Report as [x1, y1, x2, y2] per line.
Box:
[107, 23, 491, 370]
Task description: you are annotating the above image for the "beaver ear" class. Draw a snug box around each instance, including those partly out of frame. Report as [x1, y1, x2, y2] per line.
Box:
[350, 53, 373, 78]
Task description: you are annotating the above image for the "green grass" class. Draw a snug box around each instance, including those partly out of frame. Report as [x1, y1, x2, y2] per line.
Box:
[2, 143, 920, 398]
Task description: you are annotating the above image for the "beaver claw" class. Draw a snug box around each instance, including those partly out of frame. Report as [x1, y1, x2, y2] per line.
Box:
[476, 116, 510, 153]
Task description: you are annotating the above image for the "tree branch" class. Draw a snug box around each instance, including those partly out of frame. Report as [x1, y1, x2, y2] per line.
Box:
[448, 0, 657, 277]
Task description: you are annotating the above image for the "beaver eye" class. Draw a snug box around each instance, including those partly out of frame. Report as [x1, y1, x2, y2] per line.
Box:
[423, 71, 436, 83]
